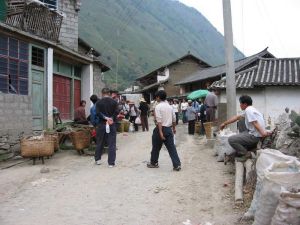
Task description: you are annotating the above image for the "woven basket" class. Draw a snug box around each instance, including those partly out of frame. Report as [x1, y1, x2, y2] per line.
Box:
[195, 121, 201, 134]
[44, 132, 59, 151]
[203, 122, 213, 139]
[71, 130, 91, 151]
[21, 136, 54, 158]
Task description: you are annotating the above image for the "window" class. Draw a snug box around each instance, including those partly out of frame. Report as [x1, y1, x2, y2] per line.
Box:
[32, 46, 44, 67]
[0, 35, 29, 95]
[39, 0, 57, 9]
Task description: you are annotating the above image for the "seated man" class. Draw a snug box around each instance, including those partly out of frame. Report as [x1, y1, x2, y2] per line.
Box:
[220, 95, 270, 161]
[74, 100, 89, 125]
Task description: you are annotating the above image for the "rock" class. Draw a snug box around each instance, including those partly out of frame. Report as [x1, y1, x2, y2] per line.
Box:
[40, 167, 50, 173]
[0, 144, 10, 150]
[0, 149, 8, 155]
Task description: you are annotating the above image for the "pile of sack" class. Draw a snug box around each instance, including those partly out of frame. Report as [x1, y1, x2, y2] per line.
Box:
[213, 129, 236, 162]
[243, 149, 300, 225]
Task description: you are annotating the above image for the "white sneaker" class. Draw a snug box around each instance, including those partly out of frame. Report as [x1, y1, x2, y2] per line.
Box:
[108, 165, 115, 168]
[95, 160, 102, 165]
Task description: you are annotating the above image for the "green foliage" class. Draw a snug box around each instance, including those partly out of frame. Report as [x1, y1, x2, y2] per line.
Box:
[79, 0, 244, 90]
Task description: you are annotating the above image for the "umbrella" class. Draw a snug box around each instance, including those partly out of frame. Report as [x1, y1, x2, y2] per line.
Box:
[187, 89, 209, 100]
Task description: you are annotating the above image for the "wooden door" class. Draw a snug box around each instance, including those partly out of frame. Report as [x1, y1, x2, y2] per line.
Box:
[32, 69, 44, 130]
[53, 75, 71, 119]
[74, 79, 81, 111]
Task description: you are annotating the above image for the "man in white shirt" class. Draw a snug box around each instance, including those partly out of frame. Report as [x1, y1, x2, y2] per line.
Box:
[172, 99, 179, 125]
[180, 99, 188, 123]
[147, 90, 181, 171]
[220, 95, 271, 161]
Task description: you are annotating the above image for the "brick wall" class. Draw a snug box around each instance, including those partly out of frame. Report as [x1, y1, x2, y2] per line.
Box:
[58, 0, 81, 51]
[93, 63, 106, 96]
[0, 94, 32, 160]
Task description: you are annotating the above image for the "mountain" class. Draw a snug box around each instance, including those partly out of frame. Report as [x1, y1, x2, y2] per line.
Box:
[79, 0, 244, 90]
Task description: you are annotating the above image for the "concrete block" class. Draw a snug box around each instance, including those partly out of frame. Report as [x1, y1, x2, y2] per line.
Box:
[4, 94, 15, 102]
[0, 94, 4, 102]
[0, 130, 8, 136]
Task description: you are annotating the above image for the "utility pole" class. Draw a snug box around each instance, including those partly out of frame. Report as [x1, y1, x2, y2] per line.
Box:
[116, 50, 118, 91]
[223, 0, 237, 131]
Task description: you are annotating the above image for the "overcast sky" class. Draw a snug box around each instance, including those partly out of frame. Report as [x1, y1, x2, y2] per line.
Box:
[178, 0, 300, 58]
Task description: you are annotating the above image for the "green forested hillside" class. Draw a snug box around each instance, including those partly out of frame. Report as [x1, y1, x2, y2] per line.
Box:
[79, 0, 244, 90]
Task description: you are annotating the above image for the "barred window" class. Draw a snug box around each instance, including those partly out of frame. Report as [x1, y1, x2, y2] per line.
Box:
[0, 35, 29, 95]
[32, 46, 44, 67]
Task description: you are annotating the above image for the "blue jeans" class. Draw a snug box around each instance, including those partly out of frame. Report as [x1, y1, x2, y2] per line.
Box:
[95, 123, 117, 165]
[150, 127, 181, 168]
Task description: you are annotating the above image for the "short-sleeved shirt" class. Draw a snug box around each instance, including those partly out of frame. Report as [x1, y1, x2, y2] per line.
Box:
[186, 106, 196, 121]
[204, 92, 218, 107]
[241, 106, 265, 137]
[155, 101, 175, 127]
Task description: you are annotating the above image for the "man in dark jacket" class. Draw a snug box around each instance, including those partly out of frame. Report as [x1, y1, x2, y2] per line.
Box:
[139, 98, 149, 131]
[95, 88, 118, 167]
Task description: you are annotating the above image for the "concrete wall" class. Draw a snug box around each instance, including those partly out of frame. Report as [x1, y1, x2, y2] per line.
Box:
[0, 94, 33, 160]
[93, 63, 106, 96]
[58, 0, 80, 51]
[81, 64, 93, 116]
[219, 86, 300, 127]
[164, 58, 207, 97]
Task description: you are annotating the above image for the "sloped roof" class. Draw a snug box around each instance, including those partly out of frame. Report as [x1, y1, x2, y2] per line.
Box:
[136, 53, 211, 81]
[211, 58, 300, 89]
[176, 48, 274, 85]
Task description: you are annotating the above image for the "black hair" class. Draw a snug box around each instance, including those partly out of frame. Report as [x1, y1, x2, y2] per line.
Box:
[239, 95, 252, 106]
[155, 90, 167, 101]
[90, 94, 98, 104]
[102, 87, 110, 94]
[80, 100, 86, 106]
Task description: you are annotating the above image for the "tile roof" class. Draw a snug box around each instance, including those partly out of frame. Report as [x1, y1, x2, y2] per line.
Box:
[136, 53, 211, 81]
[176, 48, 274, 85]
[211, 58, 300, 89]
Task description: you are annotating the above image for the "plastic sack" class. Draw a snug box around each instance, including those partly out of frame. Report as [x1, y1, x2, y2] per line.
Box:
[129, 123, 135, 132]
[105, 122, 110, 133]
[135, 116, 141, 125]
[271, 188, 300, 225]
[245, 149, 298, 219]
[214, 129, 236, 161]
[253, 160, 300, 225]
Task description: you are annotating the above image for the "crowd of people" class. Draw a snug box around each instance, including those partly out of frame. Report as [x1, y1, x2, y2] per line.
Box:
[70, 85, 270, 169]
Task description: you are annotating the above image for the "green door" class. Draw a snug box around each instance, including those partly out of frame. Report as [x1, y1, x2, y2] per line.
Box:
[32, 69, 44, 131]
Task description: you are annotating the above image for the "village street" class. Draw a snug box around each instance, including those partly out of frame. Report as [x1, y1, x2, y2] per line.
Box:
[0, 122, 247, 225]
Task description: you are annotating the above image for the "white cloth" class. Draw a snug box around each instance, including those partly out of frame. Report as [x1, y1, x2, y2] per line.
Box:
[129, 106, 137, 116]
[155, 101, 176, 127]
[241, 106, 266, 137]
[181, 102, 188, 111]
[172, 104, 179, 113]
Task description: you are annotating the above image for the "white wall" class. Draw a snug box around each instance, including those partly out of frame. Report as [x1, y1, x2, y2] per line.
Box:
[47, 48, 53, 129]
[81, 64, 93, 116]
[219, 86, 300, 127]
[157, 68, 169, 82]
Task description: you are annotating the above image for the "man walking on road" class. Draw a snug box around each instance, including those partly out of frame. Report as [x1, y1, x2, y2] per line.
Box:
[95, 88, 118, 167]
[220, 95, 270, 161]
[147, 90, 181, 171]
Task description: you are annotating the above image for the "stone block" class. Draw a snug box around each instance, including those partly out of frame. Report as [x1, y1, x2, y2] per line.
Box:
[4, 94, 15, 102]
[0, 130, 8, 136]
[0, 94, 4, 102]
[0, 144, 10, 150]
[11, 143, 21, 154]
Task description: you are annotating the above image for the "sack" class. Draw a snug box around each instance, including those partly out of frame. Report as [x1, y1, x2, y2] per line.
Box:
[253, 160, 300, 225]
[214, 129, 236, 161]
[271, 188, 300, 225]
[245, 149, 298, 218]
[135, 116, 141, 125]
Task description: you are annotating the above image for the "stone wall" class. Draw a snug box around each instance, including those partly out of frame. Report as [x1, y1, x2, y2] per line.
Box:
[0, 94, 33, 160]
[58, 0, 81, 51]
[93, 63, 106, 96]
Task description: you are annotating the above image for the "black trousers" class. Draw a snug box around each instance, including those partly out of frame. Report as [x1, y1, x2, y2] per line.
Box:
[150, 127, 181, 168]
[188, 120, 195, 135]
[95, 123, 117, 165]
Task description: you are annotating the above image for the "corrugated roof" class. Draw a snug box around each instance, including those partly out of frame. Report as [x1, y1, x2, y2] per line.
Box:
[176, 48, 274, 85]
[211, 58, 300, 89]
[136, 53, 211, 81]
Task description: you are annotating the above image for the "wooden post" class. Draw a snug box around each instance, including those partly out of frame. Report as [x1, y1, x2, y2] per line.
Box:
[235, 160, 244, 203]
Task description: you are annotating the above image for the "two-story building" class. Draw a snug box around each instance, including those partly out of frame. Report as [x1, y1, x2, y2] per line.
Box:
[0, 0, 109, 158]
[135, 53, 211, 102]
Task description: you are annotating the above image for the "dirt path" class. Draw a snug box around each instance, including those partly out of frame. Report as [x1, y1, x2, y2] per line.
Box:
[0, 123, 246, 225]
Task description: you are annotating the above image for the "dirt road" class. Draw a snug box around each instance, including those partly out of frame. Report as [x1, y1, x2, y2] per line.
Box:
[0, 123, 245, 225]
